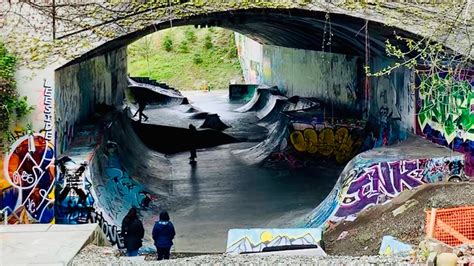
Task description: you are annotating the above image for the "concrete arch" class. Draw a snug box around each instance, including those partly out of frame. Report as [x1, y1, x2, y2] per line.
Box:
[59, 7, 425, 69]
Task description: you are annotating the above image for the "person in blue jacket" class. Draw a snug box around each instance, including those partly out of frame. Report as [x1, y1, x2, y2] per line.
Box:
[152, 211, 176, 260]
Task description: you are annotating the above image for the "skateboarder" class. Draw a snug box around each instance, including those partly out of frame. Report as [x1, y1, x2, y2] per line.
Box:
[133, 92, 148, 122]
[189, 124, 197, 164]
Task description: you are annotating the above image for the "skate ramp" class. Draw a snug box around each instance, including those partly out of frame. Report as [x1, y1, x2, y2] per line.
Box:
[303, 136, 465, 228]
[128, 77, 186, 106]
[234, 86, 282, 113]
[233, 116, 290, 165]
[56, 112, 172, 248]
[258, 97, 320, 125]
[200, 113, 231, 130]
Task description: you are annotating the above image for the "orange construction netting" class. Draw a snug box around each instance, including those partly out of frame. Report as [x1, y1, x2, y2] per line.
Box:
[425, 206, 474, 247]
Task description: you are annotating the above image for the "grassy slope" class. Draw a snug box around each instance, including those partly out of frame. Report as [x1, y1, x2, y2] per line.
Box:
[127, 26, 244, 90]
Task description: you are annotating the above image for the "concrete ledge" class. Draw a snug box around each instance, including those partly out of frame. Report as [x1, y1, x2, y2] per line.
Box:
[0, 223, 107, 265]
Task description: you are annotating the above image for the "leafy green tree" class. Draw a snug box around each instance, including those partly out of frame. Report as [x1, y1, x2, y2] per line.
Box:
[128, 36, 155, 77]
[0, 43, 33, 147]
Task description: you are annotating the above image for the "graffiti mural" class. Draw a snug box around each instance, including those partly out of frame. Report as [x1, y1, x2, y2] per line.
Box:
[1, 134, 55, 223]
[266, 118, 369, 168]
[89, 210, 124, 248]
[55, 128, 150, 248]
[41, 80, 54, 141]
[305, 155, 464, 228]
[55, 156, 95, 224]
[417, 72, 474, 176]
[290, 127, 364, 164]
[226, 228, 322, 254]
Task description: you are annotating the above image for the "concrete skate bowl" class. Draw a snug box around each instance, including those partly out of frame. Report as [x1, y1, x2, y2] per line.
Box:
[84, 113, 174, 247]
[128, 77, 187, 106]
[233, 89, 368, 169]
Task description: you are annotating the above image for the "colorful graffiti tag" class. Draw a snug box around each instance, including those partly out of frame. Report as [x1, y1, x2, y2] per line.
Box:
[55, 132, 149, 248]
[1, 134, 55, 223]
[305, 155, 464, 228]
[417, 73, 474, 176]
[290, 127, 363, 164]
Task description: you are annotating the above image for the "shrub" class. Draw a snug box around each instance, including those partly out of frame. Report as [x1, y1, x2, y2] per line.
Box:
[203, 34, 213, 50]
[193, 53, 203, 64]
[162, 35, 173, 52]
[184, 28, 197, 43]
[178, 40, 189, 53]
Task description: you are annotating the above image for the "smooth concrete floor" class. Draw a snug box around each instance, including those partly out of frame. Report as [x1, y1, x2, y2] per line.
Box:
[151, 143, 342, 252]
[133, 90, 343, 252]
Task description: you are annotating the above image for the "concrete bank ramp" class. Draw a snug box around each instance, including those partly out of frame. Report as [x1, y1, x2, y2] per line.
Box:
[57, 112, 172, 248]
[303, 136, 465, 228]
[234, 86, 282, 113]
[199, 113, 231, 130]
[128, 77, 186, 106]
[0, 224, 107, 265]
[234, 87, 319, 122]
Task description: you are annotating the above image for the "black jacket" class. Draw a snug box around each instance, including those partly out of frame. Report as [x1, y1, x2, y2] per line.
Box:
[122, 217, 145, 250]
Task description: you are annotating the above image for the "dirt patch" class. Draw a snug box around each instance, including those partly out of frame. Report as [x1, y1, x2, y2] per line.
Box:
[325, 183, 474, 256]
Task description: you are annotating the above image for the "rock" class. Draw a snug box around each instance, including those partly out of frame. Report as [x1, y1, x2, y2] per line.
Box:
[392, 199, 419, 217]
[436, 253, 457, 266]
[426, 252, 437, 266]
[422, 238, 454, 254]
[337, 231, 349, 241]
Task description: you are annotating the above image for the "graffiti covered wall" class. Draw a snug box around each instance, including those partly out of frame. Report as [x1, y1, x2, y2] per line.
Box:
[368, 57, 415, 147]
[55, 122, 150, 248]
[55, 47, 128, 156]
[416, 71, 474, 177]
[236, 34, 413, 147]
[1, 66, 59, 224]
[305, 148, 464, 228]
[236, 33, 362, 112]
[0, 134, 55, 223]
[265, 117, 369, 169]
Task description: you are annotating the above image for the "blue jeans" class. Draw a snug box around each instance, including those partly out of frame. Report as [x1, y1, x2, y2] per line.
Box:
[126, 249, 139, 256]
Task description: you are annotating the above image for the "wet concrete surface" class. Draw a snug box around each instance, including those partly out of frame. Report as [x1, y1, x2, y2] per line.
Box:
[127, 90, 343, 252]
[159, 143, 342, 252]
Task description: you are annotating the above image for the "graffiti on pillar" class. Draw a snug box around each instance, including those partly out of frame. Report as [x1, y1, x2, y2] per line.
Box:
[42, 80, 54, 141]
[89, 210, 124, 248]
[55, 156, 95, 224]
[417, 72, 474, 176]
[1, 134, 55, 223]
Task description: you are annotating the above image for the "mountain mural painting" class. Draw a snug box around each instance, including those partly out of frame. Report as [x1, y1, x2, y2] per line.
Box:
[226, 228, 323, 254]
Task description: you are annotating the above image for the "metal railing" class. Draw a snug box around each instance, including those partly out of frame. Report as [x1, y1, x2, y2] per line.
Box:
[0, 206, 21, 225]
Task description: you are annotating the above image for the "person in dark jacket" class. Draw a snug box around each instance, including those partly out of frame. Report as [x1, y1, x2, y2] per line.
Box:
[152, 211, 176, 260]
[121, 208, 145, 256]
[188, 124, 197, 164]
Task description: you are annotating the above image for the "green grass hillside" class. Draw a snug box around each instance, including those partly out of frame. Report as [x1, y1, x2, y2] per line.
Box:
[127, 26, 244, 90]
